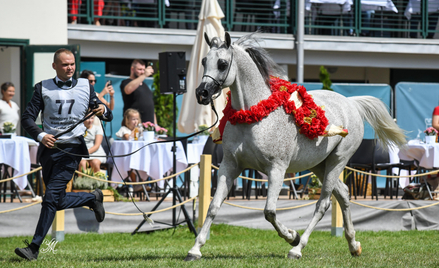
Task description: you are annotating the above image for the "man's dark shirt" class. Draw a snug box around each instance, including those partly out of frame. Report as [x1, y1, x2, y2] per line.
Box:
[120, 78, 155, 123]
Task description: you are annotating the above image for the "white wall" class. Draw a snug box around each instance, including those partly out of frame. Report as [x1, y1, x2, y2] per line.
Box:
[0, 0, 68, 45]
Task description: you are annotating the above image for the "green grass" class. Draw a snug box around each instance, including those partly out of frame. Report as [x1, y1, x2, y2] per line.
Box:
[2, 224, 439, 267]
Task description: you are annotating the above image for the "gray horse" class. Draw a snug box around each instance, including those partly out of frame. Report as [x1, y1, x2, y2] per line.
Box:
[185, 32, 406, 261]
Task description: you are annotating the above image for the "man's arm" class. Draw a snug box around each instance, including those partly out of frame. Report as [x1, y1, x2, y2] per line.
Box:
[21, 83, 44, 141]
[123, 74, 146, 95]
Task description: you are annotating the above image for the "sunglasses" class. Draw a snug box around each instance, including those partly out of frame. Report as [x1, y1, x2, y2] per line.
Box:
[89, 79, 97, 83]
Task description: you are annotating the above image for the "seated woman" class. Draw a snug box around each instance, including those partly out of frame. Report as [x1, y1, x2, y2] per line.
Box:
[78, 115, 107, 173]
[0, 82, 20, 134]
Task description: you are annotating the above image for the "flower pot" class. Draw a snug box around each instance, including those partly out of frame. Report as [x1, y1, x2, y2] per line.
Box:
[4, 132, 16, 138]
[425, 135, 436, 144]
[143, 131, 155, 142]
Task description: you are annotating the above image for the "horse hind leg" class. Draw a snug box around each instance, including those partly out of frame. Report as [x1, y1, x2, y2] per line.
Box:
[332, 179, 362, 257]
[288, 162, 338, 259]
[264, 168, 301, 248]
[185, 163, 241, 261]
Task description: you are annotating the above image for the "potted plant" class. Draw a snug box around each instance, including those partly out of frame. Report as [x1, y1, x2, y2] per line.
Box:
[424, 127, 437, 144]
[72, 168, 114, 202]
[142, 121, 156, 142]
[2, 122, 16, 136]
[308, 174, 322, 200]
[155, 125, 168, 138]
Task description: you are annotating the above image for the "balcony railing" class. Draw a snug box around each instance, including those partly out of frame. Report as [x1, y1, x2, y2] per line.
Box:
[68, 0, 439, 39]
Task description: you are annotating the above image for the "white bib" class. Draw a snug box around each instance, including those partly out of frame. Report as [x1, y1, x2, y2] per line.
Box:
[41, 78, 90, 143]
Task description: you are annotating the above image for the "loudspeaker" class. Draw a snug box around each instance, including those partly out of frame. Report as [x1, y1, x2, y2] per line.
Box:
[159, 51, 187, 94]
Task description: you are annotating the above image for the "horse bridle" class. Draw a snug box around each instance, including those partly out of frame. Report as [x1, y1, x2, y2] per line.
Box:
[202, 46, 234, 101]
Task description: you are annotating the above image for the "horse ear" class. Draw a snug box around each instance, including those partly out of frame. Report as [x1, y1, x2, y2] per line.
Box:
[204, 32, 212, 47]
[225, 32, 231, 48]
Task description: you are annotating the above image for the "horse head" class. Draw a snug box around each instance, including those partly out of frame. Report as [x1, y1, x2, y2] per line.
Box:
[195, 32, 233, 105]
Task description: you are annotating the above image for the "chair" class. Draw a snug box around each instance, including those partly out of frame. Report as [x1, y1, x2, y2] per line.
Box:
[373, 140, 399, 199]
[287, 172, 312, 200]
[241, 169, 262, 200]
[347, 139, 375, 200]
[0, 164, 37, 203]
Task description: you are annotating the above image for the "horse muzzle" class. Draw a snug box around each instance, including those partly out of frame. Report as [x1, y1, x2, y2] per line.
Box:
[195, 82, 219, 105]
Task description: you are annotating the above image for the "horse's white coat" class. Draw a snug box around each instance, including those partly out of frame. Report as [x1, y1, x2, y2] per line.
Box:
[187, 33, 406, 260]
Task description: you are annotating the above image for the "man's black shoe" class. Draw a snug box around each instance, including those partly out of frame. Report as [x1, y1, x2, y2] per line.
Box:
[90, 188, 105, 222]
[15, 240, 39, 261]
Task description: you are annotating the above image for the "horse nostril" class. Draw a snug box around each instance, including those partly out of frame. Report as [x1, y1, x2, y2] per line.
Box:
[201, 90, 209, 97]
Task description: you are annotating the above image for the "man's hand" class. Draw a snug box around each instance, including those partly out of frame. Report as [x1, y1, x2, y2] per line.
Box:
[42, 134, 57, 148]
[93, 104, 106, 116]
[145, 66, 154, 77]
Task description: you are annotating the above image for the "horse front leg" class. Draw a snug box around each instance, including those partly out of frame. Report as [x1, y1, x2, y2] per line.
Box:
[185, 162, 241, 261]
[264, 168, 301, 247]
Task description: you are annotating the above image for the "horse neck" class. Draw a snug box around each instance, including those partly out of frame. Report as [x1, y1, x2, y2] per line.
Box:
[229, 50, 271, 111]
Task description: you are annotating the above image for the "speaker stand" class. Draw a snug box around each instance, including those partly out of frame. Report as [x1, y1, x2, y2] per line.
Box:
[132, 92, 197, 236]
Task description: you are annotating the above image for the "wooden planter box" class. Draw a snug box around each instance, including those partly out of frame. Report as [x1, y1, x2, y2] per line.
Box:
[71, 189, 115, 202]
[309, 188, 321, 200]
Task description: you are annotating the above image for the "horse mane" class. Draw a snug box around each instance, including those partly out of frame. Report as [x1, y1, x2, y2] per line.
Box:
[234, 32, 287, 86]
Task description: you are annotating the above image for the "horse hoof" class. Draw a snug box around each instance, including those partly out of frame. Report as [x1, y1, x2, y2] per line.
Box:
[287, 249, 302, 260]
[184, 253, 201, 261]
[350, 242, 362, 257]
[289, 230, 301, 247]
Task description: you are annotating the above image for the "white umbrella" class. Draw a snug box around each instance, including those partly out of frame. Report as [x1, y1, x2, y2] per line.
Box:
[178, 0, 228, 134]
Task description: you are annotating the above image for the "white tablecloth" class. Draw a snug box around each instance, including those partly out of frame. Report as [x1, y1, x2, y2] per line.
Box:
[186, 143, 205, 164]
[398, 140, 439, 169]
[110, 140, 188, 187]
[405, 0, 439, 20]
[0, 136, 36, 190]
[362, 0, 398, 12]
[308, 0, 353, 14]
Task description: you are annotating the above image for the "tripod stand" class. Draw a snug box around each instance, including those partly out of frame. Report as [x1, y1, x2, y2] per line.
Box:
[132, 92, 197, 236]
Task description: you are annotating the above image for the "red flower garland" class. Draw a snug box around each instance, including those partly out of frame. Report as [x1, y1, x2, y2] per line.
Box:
[222, 77, 329, 140]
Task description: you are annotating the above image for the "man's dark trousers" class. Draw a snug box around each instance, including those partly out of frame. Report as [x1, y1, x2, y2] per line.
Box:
[31, 146, 95, 246]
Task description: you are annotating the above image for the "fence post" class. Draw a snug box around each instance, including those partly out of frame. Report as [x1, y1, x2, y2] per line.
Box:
[331, 172, 344, 237]
[198, 154, 212, 234]
[52, 210, 65, 242]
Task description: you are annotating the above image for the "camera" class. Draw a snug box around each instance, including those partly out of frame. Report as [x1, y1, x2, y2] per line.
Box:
[107, 80, 112, 86]
[147, 61, 154, 67]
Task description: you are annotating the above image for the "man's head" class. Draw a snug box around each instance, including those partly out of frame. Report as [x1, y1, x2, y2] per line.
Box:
[130, 59, 146, 79]
[52, 49, 75, 81]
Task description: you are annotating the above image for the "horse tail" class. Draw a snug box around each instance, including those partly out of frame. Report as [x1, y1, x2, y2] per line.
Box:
[349, 96, 407, 149]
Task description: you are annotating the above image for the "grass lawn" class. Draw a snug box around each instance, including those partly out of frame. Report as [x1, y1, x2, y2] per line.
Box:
[1, 224, 439, 267]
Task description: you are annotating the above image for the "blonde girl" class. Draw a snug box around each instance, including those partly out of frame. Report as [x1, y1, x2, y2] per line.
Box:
[116, 108, 142, 140]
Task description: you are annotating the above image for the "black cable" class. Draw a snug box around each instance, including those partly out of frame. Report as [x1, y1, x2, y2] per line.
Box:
[56, 101, 220, 222]
[55, 101, 220, 159]
[99, 119, 151, 222]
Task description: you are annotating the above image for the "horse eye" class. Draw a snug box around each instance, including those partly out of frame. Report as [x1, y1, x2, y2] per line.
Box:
[202, 57, 207, 66]
[218, 59, 228, 71]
